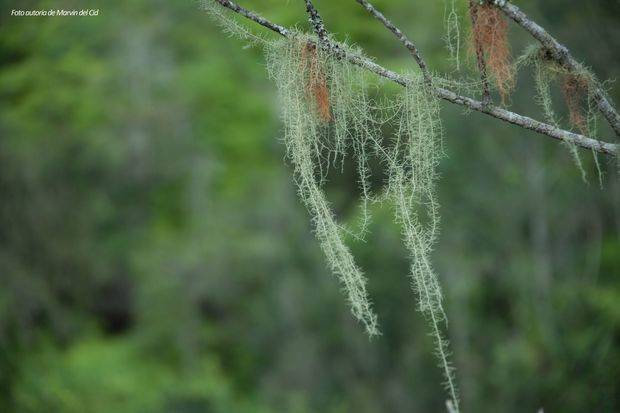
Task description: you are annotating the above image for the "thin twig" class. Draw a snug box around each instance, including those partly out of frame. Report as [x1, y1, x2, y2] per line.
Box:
[212, 0, 290, 36]
[208, 0, 618, 156]
[355, 0, 431, 84]
[494, 0, 620, 137]
[304, 0, 328, 43]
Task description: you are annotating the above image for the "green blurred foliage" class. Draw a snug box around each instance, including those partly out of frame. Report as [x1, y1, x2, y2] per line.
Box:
[0, 0, 619, 412]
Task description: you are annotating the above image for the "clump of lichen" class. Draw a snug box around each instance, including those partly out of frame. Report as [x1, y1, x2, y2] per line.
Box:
[517, 45, 603, 185]
[206, 1, 618, 410]
[206, 3, 461, 400]
[266, 37, 460, 409]
[265, 35, 380, 336]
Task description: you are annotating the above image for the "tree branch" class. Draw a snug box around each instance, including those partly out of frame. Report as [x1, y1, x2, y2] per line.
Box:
[212, 0, 290, 37]
[494, 0, 620, 138]
[354, 0, 431, 84]
[208, 0, 618, 156]
[304, 0, 328, 44]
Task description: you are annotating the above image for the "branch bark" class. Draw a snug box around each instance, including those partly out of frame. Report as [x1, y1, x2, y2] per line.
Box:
[304, 0, 328, 43]
[355, 0, 431, 84]
[212, 0, 290, 37]
[209, 0, 619, 157]
[494, 0, 620, 137]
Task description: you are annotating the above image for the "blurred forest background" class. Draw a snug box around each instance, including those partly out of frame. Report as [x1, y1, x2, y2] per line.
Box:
[1, 0, 619, 412]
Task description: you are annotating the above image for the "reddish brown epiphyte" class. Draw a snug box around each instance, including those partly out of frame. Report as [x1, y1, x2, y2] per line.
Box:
[562, 73, 590, 135]
[469, 2, 514, 102]
[301, 43, 332, 123]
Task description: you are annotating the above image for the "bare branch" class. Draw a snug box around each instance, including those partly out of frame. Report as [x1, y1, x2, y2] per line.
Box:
[437, 88, 618, 156]
[355, 0, 431, 84]
[212, 0, 289, 36]
[207, 0, 618, 157]
[494, 0, 620, 138]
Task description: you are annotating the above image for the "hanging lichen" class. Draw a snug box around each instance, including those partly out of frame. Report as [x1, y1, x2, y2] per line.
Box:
[516, 46, 586, 181]
[205, 2, 617, 411]
[561, 72, 605, 186]
[443, 0, 462, 70]
[516, 45, 603, 185]
[265, 35, 380, 336]
[386, 76, 459, 411]
[205, 3, 460, 404]
[469, 1, 515, 102]
[266, 36, 459, 408]
[202, 0, 268, 46]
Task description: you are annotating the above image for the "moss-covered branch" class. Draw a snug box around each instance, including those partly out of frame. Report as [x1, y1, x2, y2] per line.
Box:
[494, 0, 620, 138]
[209, 0, 618, 156]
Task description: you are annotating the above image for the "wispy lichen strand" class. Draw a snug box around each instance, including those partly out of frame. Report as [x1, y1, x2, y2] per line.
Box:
[265, 36, 379, 336]
[444, 0, 461, 70]
[387, 77, 459, 411]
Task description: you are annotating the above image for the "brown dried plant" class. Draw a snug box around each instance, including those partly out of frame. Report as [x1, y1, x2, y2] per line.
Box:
[301, 43, 332, 122]
[562, 73, 590, 135]
[469, 1, 515, 102]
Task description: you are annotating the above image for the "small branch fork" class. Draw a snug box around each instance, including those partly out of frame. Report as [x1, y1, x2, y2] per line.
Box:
[355, 0, 431, 85]
[209, 0, 619, 157]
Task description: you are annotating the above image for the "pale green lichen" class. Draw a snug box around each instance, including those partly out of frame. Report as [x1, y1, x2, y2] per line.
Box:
[202, 0, 268, 46]
[444, 0, 462, 71]
[386, 77, 459, 411]
[207, 4, 460, 400]
[265, 36, 380, 336]
[516, 45, 602, 184]
[265, 36, 460, 409]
